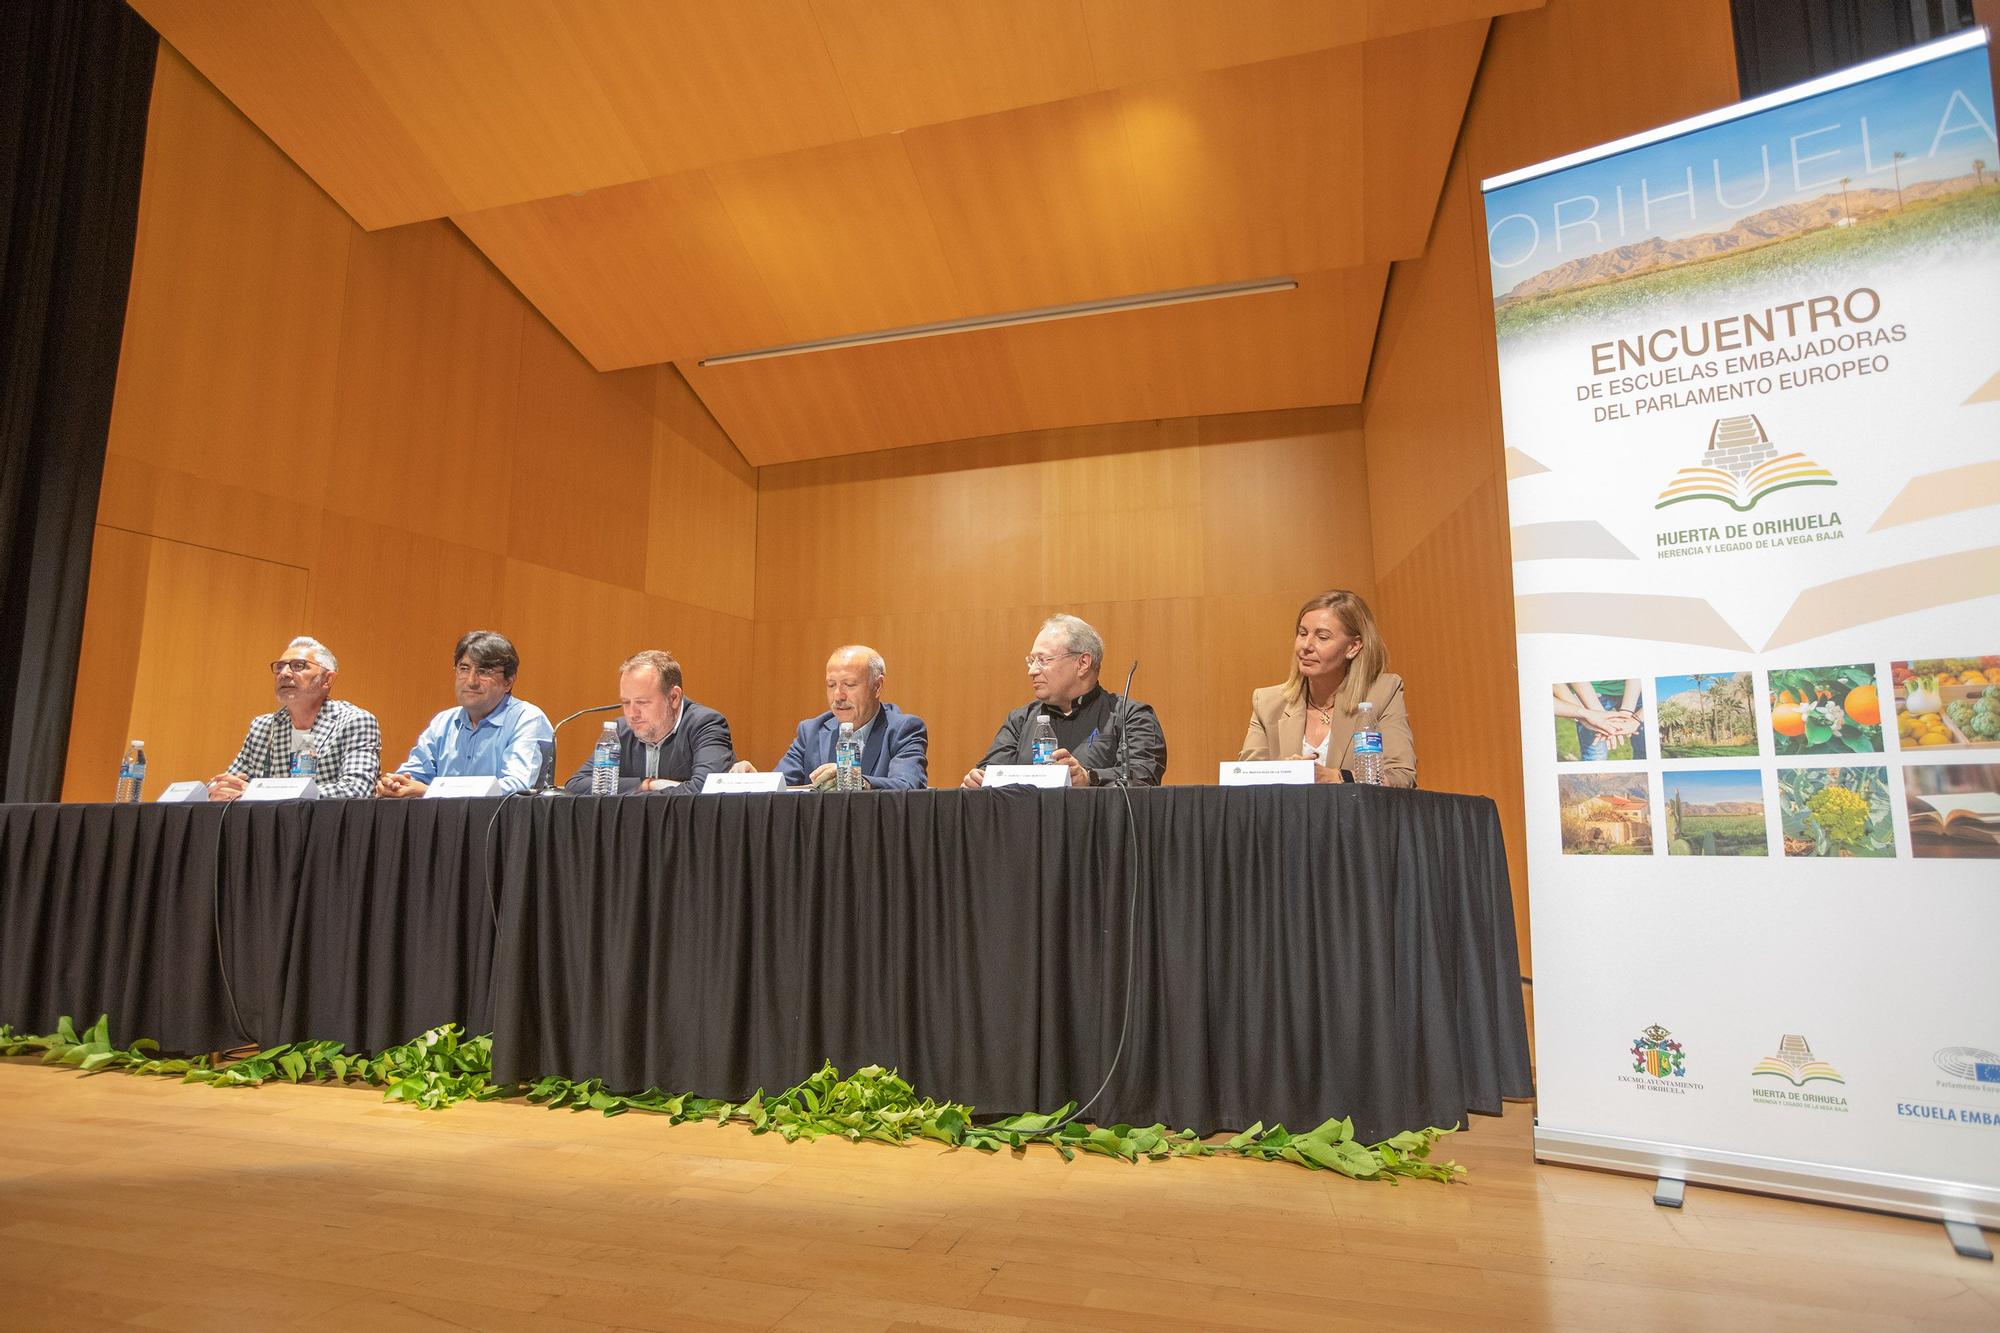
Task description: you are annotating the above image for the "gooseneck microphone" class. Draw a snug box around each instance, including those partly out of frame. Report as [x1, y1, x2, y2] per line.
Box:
[1110, 660, 1138, 786]
[536, 703, 620, 793]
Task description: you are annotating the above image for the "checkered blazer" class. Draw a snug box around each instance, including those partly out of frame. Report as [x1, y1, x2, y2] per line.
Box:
[226, 699, 382, 799]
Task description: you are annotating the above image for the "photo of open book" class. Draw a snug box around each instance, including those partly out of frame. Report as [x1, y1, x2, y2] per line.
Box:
[1906, 764, 2000, 859]
[1908, 793, 2000, 842]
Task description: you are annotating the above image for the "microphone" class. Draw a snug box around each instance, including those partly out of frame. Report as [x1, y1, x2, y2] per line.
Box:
[1110, 660, 1138, 787]
[536, 703, 620, 793]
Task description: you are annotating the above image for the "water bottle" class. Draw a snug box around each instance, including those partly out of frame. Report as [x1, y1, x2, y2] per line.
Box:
[590, 721, 619, 796]
[291, 743, 319, 781]
[1032, 714, 1058, 765]
[835, 721, 860, 791]
[1352, 701, 1383, 786]
[115, 740, 147, 804]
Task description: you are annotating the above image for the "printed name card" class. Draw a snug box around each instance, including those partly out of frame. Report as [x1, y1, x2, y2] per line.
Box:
[155, 780, 211, 803]
[424, 776, 503, 799]
[1218, 760, 1316, 786]
[243, 776, 319, 801]
[985, 764, 1072, 789]
[701, 772, 785, 794]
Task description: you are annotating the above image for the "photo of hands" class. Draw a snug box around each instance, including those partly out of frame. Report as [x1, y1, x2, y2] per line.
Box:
[1553, 678, 1646, 762]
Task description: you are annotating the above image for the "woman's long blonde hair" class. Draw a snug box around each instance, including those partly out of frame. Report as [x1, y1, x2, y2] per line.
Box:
[1280, 590, 1387, 712]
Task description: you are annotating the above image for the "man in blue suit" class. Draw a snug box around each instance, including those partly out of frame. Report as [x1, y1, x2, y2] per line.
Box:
[770, 645, 928, 790]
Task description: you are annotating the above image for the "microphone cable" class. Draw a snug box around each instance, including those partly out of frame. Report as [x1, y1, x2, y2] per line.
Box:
[989, 659, 1148, 1140]
[209, 794, 258, 1048]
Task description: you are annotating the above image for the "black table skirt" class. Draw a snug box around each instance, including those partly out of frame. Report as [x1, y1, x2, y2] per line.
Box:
[1, 786, 1531, 1140]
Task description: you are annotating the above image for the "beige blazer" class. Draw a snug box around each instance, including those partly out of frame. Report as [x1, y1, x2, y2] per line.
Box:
[1238, 672, 1417, 787]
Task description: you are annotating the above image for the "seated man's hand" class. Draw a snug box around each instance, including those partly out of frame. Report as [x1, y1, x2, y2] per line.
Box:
[375, 773, 425, 798]
[208, 772, 248, 802]
[729, 760, 757, 774]
[961, 766, 985, 789]
[1049, 749, 1091, 787]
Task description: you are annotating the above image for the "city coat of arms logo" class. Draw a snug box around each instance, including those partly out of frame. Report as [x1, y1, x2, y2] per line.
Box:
[1632, 1024, 1687, 1079]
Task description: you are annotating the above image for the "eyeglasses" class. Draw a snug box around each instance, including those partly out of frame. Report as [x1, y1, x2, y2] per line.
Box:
[1025, 652, 1079, 671]
[269, 659, 319, 676]
[454, 663, 505, 681]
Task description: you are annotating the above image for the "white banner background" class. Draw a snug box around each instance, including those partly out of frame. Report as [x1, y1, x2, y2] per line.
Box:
[1484, 33, 2000, 1221]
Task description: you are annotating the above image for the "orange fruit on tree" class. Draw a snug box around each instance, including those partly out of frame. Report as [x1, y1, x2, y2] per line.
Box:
[1774, 688, 1803, 706]
[1842, 683, 1880, 726]
[1771, 703, 1807, 737]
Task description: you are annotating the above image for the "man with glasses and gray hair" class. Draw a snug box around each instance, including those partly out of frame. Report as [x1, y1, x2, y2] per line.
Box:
[960, 614, 1166, 788]
[377, 630, 553, 797]
[209, 636, 382, 801]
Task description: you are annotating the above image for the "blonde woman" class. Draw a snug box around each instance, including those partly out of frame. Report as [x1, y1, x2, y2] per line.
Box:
[1238, 590, 1416, 786]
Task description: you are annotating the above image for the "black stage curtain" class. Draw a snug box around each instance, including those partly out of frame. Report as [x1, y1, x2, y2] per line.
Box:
[489, 786, 1532, 1141]
[0, 1, 157, 803]
[0, 798, 497, 1056]
[1, 786, 1531, 1141]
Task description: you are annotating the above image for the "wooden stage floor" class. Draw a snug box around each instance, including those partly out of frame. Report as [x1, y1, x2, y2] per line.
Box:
[1, 1061, 1994, 1331]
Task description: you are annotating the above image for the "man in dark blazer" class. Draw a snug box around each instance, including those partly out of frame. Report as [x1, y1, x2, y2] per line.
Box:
[563, 649, 735, 793]
[765, 645, 928, 790]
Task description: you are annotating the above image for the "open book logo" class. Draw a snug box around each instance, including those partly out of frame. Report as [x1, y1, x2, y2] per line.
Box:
[1656, 414, 1837, 512]
[1631, 1023, 1685, 1079]
[1751, 1033, 1845, 1086]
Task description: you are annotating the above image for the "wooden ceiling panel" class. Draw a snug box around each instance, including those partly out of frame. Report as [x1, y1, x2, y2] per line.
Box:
[813, 0, 1098, 137]
[454, 172, 792, 369]
[900, 92, 1157, 316]
[1362, 20, 1495, 254]
[128, 0, 457, 229]
[682, 266, 1384, 466]
[135, 0, 1534, 228]
[705, 136, 966, 345]
[309, 0, 652, 211]
[463, 37, 1486, 373]
[1080, 0, 1368, 88]
[555, 1, 858, 179]
[1117, 45, 1368, 284]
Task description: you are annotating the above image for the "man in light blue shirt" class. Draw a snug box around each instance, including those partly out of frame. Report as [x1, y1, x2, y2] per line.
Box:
[376, 630, 553, 797]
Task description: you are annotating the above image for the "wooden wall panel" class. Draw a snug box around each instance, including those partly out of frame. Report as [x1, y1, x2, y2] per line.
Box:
[326, 222, 528, 553]
[69, 48, 757, 798]
[505, 320, 655, 590]
[750, 407, 1374, 785]
[104, 48, 350, 505]
[647, 372, 760, 620]
[1360, 0, 1741, 968]
[64, 534, 312, 797]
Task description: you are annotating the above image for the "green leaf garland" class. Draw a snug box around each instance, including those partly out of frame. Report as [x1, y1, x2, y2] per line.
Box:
[1, 1015, 1463, 1183]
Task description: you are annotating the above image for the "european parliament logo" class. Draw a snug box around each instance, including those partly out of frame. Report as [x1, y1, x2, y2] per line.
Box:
[1934, 1046, 2000, 1085]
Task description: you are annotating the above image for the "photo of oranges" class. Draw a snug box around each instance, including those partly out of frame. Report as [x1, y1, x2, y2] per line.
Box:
[1766, 664, 1886, 757]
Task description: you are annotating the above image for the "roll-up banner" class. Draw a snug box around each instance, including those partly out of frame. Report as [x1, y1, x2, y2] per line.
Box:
[1482, 30, 2000, 1223]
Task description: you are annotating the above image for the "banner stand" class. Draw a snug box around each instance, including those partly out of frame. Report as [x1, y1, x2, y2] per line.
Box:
[1484, 30, 2000, 1233]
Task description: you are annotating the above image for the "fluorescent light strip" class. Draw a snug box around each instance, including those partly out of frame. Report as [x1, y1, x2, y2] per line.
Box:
[1481, 27, 1991, 193]
[696, 276, 1299, 366]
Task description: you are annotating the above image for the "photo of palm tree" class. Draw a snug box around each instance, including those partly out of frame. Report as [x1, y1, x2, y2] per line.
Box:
[1655, 672, 1758, 757]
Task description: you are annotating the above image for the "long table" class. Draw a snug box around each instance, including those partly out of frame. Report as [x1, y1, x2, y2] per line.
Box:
[0, 785, 1531, 1141]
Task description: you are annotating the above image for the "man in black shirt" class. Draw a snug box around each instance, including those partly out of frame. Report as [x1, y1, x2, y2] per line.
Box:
[960, 614, 1166, 788]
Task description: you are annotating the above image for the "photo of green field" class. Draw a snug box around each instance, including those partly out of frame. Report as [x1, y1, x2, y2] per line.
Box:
[1663, 769, 1767, 856]
[1496, 177, 2000, 339]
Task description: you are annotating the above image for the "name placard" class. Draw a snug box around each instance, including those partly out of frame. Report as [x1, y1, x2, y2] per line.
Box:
[243, 776, 319, 802]
[985, 764, 1071, 789]
[701, 771, 785, 794]
[1219, 760, 1316, 786]
[156, 780, 211, 804]
[424, 775, 503, 799]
